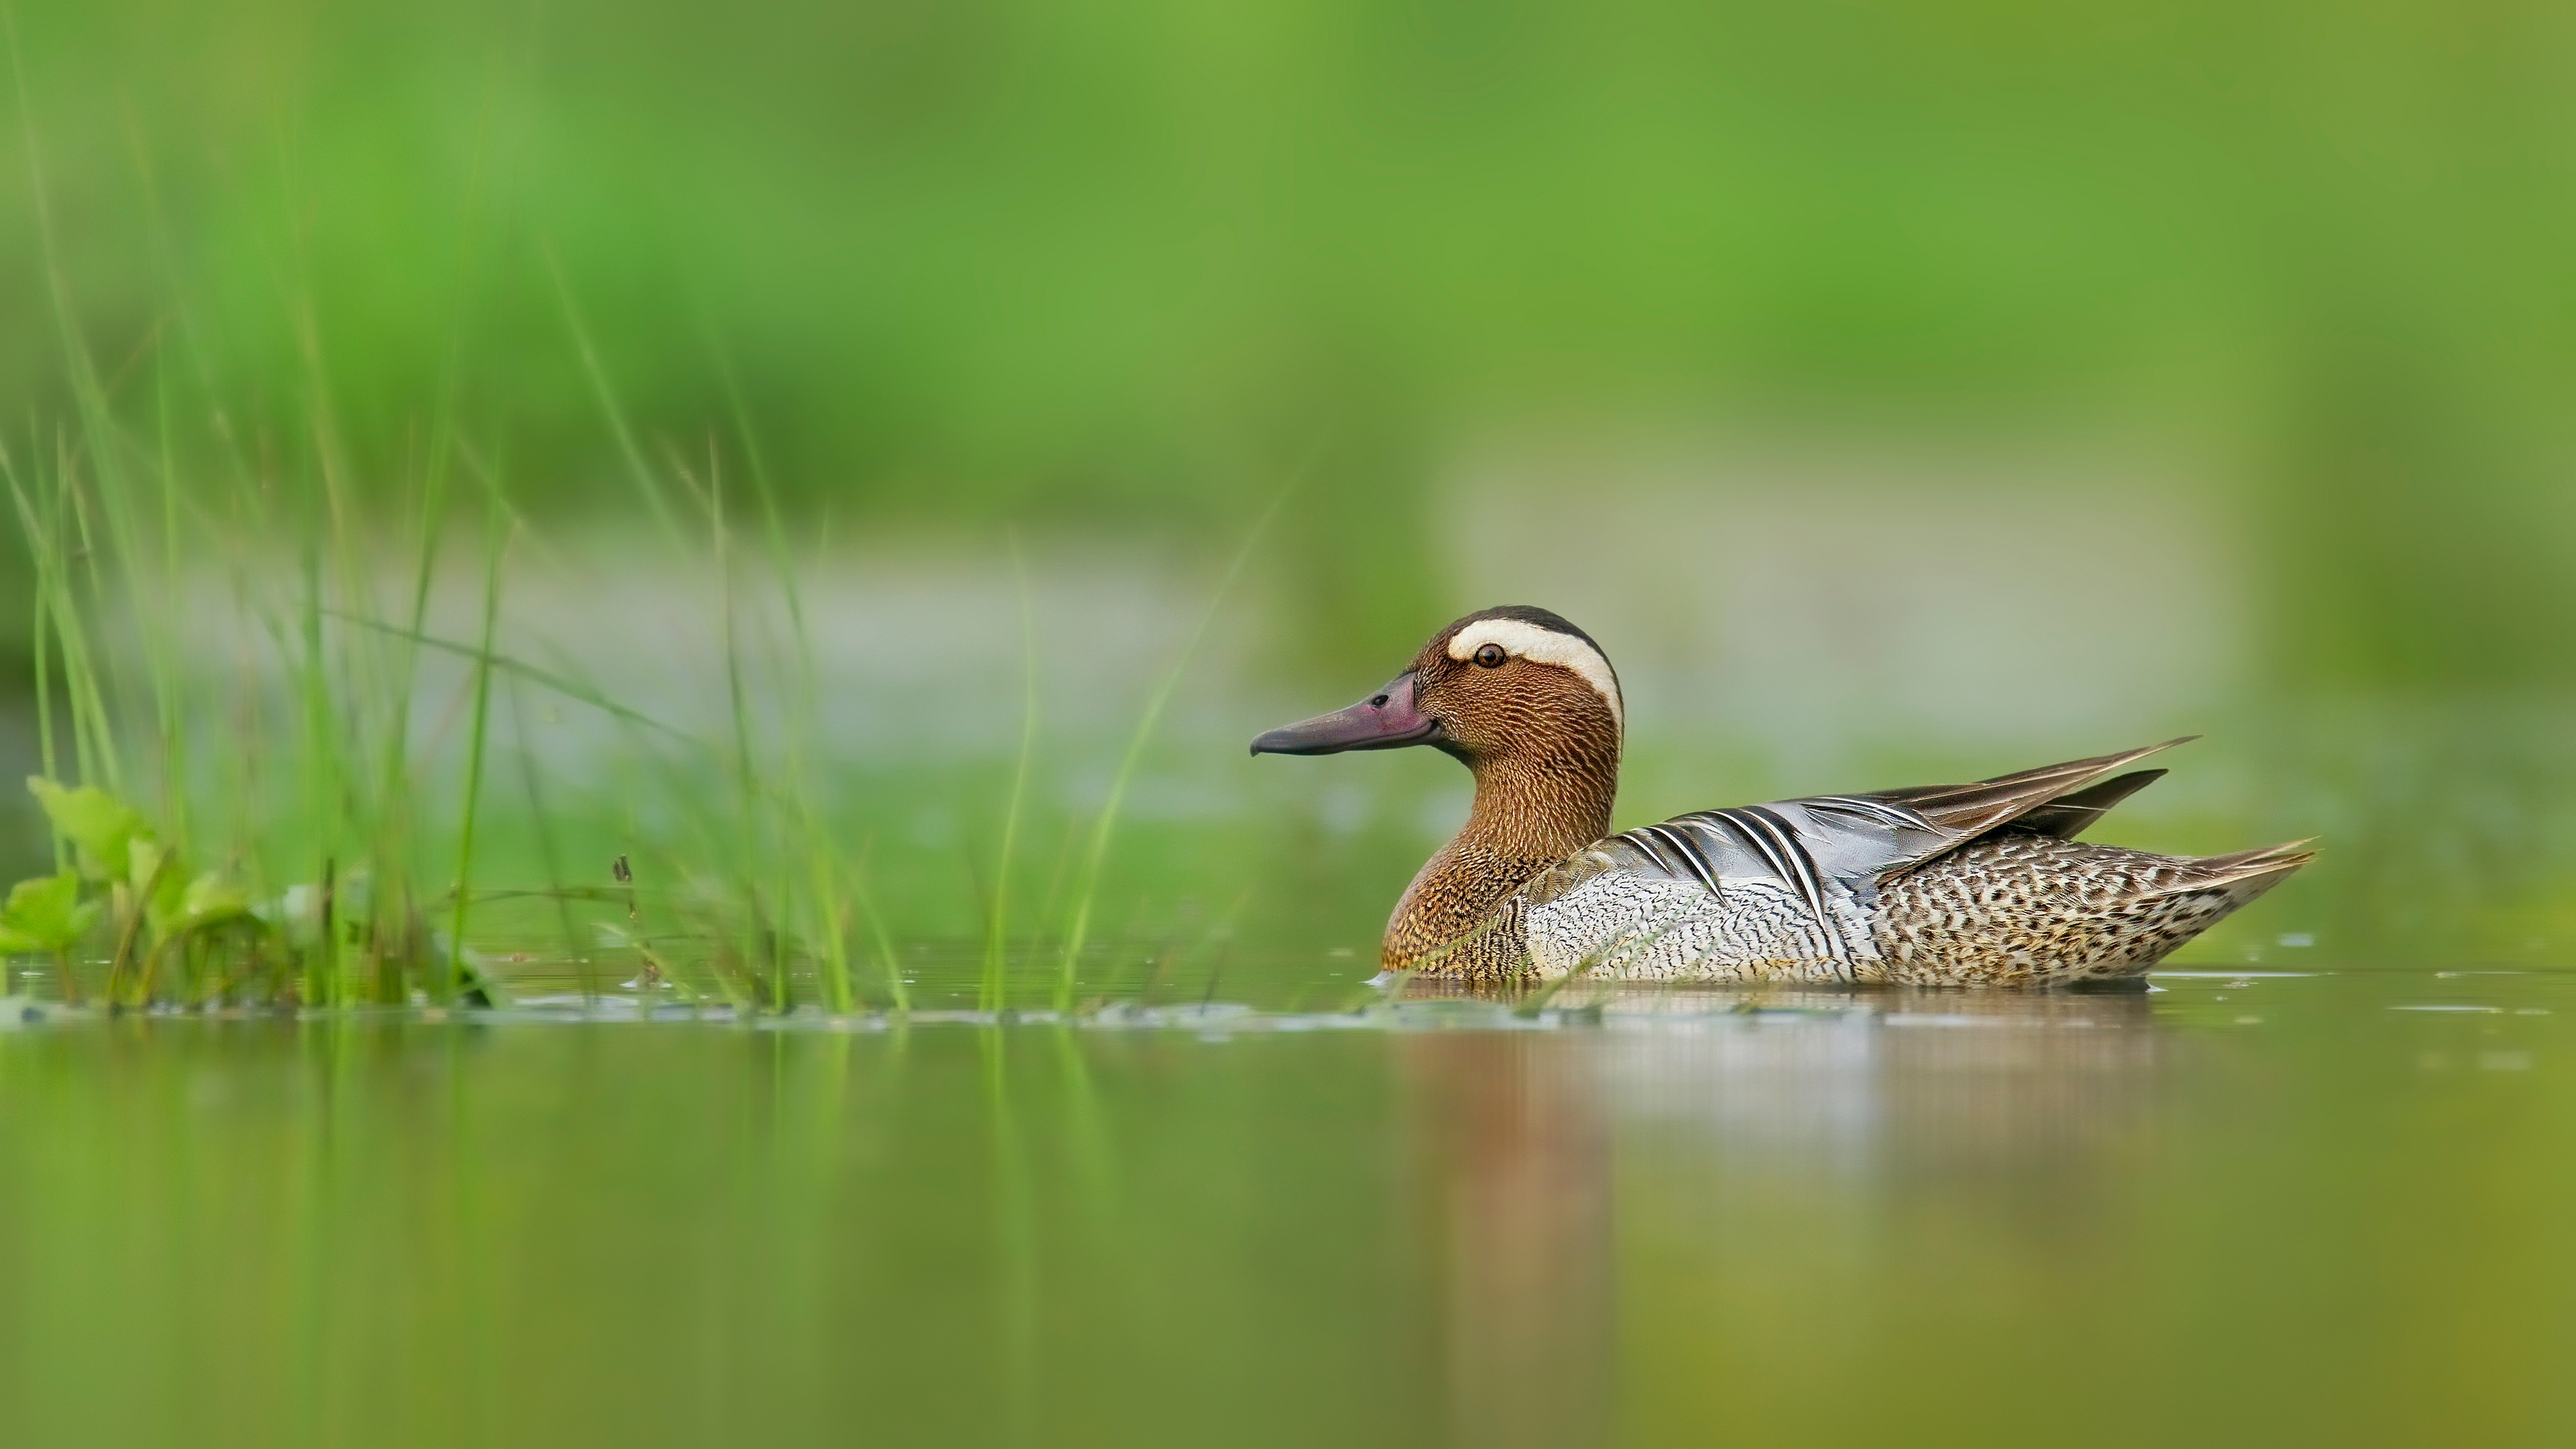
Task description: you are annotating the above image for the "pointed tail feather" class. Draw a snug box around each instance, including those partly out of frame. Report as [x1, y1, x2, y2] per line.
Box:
[1870, 737, 2198, 875]
[1964, 736, 2200, 791]
[2171, 839, 2319, 893]
[2009, 769, 2168, 840]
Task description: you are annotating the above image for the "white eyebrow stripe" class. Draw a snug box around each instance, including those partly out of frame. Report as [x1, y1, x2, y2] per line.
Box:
[1446, 619, 1624, 733]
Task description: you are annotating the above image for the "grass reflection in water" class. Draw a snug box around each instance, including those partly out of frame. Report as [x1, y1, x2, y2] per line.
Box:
[3, 970, 2573, 1446]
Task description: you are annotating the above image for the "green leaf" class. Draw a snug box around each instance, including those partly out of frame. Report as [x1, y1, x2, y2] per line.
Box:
[164, 873, 250, 933]
[26, 778, 150, 883]
[129, 837, 189, 927]
[1, 871, 100, 952]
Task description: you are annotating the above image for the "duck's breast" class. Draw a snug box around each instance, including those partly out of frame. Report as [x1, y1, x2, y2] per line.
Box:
[1517, 864, 1860, 984]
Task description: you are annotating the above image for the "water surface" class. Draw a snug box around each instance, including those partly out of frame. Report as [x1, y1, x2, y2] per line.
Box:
[3, 967, 2570, 1446]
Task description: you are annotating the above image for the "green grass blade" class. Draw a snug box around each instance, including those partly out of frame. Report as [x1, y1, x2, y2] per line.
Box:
[446, 481, 510, 1004]
[984, 534, 1038, 1012]
[323, 610, 702, 748]
[1053, 486, 1292, 1010]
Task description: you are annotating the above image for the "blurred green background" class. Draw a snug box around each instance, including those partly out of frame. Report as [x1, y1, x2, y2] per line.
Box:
[9, 9, 2576, 1448]
[7, 0, 2573, 678]
[2, 0, 2573, 970]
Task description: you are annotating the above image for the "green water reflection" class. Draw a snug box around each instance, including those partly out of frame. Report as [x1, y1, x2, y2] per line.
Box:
[3, 969, 2571, 1447]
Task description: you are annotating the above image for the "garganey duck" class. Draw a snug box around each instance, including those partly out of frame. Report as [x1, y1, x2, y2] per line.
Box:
[1252, 606, 2312, 986]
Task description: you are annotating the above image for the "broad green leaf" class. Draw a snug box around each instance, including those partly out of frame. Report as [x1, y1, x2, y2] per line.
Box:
[1, 871, 100, 951]
[166, 874, 250, 932]
[0, 924, 44, 955]
[26, 779, 150, 883]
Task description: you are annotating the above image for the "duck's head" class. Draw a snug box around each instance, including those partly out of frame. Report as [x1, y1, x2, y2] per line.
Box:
[1249, 605, 1624, 769]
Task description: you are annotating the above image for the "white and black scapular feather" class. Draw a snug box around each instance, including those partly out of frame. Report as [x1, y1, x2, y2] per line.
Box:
[1521, 739, 2314, 985]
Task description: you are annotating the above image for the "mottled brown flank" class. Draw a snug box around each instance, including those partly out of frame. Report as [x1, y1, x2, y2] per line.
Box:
[1381, 615, 1621, 976]
[1869, 834, 2292, 985]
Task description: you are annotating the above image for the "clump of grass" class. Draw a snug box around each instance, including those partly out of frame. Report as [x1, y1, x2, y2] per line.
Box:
[0, 401, 885, 1012]
[0, 314, 1308, 1017]
[0, 396, 1300, 1014]
[0, 91, 1293, 1015]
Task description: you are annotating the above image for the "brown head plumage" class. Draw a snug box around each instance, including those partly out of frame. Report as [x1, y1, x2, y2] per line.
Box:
[1252, 605, 1625, 972]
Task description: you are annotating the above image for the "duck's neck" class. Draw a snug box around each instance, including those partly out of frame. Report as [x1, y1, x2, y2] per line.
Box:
[1452, 751, 1619, 859]
[1382, 744, 1619, 972]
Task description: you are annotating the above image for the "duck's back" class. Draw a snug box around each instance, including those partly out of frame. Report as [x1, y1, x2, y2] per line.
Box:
[1515, 740, 2312, 986]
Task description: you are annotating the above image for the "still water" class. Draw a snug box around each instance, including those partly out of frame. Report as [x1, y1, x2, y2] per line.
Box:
[1, 967, 2569, 1447]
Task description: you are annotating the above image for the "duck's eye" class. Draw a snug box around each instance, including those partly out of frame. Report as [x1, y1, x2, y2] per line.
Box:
[1473, 643, 1507, 668]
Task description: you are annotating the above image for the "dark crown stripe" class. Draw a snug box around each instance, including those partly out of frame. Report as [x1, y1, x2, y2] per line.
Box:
[1464, 604, 1607, 656]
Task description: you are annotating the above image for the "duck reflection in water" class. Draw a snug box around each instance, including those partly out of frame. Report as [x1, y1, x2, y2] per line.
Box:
[1393, 985, 2163, 1448]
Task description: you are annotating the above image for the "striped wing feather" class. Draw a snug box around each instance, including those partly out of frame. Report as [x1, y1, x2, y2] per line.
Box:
[1866, 737, 2195, 844]
[1607, 738, 2200, 900]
